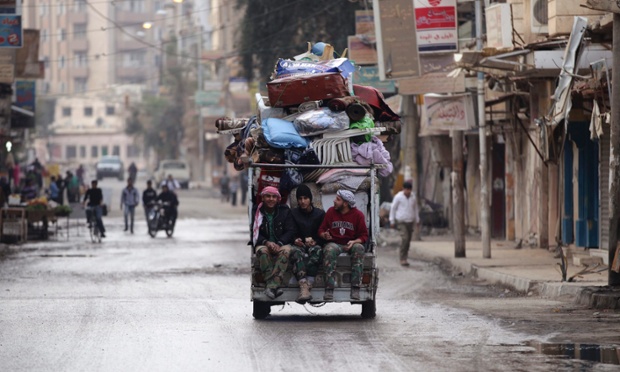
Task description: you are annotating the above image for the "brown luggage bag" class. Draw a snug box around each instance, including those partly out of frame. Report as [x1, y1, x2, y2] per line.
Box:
[267, 72, 349, 108]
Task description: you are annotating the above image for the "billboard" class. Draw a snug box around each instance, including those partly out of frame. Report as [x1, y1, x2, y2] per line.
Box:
[0, 15, 22, 48]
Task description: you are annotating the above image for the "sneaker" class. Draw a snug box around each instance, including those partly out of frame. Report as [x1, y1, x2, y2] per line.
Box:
[323, 288, 334, 301]
[350, 287, 360, 300]
[264, 288, 276, 299]
[100, 233, 106, 238]
[264, 288, 283, 299]
[124, 227, 128, 232]
[400, 260, 410, 267]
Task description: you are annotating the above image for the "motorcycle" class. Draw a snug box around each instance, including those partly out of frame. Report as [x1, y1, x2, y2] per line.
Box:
[146, 201, 176, 238]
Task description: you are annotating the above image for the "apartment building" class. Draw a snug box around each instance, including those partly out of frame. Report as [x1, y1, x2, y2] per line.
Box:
[21, 0, 164, 95]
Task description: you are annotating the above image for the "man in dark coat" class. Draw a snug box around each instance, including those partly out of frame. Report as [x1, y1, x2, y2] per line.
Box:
[290, 184, 325, 304]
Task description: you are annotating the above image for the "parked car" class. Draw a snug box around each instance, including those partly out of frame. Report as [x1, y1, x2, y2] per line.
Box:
[155, 159, 191, 189]
[96, 156, 124, 181]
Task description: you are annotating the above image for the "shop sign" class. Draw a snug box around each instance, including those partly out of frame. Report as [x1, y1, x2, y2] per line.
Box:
[414, 0, 458, 53]
[486, 4, 513, 50]
[16, 29, 41, 78]
[352, 66, 396, 94]
[347, 36, 377, 65]
[355, 10, 374, 35]
[0, 48, 15, 83]
[398, 53, 463, 94]
[0, 0, 17, 14]
[0, 15, 21, 48]
[372, 0, 421, 80]
[421, 93, 475, 131]
[15, 80, 34, 111]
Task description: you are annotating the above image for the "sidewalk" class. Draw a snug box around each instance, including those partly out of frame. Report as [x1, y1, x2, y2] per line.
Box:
[406, 234, 611, 302]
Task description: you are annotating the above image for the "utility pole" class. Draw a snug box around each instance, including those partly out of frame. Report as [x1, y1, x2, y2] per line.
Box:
[402, 95, 422, 240]
[197, 26, 205, 182]
[610, 13, 620, 285]
[476, 0, 491, 258]
[452, 130, 466, 257]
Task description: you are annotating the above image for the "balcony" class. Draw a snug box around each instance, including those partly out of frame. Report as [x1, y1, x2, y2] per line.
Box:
[117, 39, 143, 51]
[116, 11, 150, 25]
[116, 66, 147, 79]
[68, 11, 88, 24]
[71, 38, 89, 52]
[71, 66, 89, 79]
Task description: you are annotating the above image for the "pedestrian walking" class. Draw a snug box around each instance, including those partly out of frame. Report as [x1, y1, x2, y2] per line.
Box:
[230, 181, 238, 206]
[240, 172, 248, 206]
[389, 180, 421, 266]
[220, 172, 230, 203]
[121, 179, 139, 234]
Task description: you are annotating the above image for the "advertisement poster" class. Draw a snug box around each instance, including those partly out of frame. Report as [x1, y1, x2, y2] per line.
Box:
[414, 0, 458, 53]
[0, 15, 22, 48]
[15, 80, 35, 112]
[352, 66, 396, 94]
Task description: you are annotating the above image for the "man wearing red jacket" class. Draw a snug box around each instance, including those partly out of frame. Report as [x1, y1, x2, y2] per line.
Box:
[318, 189, 368, 301]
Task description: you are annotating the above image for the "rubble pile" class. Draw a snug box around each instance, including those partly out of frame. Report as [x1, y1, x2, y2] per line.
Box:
[215, 42, 402, 200]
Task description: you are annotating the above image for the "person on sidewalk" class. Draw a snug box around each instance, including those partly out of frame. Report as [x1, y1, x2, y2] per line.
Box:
[389, 180, 421, 266]
[290, 184, 325, 304]
[252, 186, 297, 300]
[319, 189, 368, 301]
[161, 174, 180, 193]
[121, 179, 140, 233]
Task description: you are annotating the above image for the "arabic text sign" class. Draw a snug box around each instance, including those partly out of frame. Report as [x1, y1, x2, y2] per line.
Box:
[0, 15, 21, 48]
[485, 4, 513, 49]
[347, 36, 377, 65]
[372, 0, 421, 80]
[422, 93, 475, 131]
[15, 80, 35, 112]
[414, 0, 458, 53]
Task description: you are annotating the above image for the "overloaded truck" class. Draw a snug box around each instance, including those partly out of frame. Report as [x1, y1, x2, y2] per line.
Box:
[214, 42, 401, 319]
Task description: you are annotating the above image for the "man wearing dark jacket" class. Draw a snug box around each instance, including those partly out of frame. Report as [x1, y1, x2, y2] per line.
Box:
[156, 184, 179, 225]
[290, 184, 325, 304]
[252, 186, 297, 299]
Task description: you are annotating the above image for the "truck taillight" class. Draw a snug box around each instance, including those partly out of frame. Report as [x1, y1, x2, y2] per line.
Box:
[362, 273, 371, 284]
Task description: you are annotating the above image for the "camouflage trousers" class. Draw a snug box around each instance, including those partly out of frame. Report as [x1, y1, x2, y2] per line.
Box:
[323, 242, 365, 289]
[256, 244, 292, 289]
[290, 245, 323, 280]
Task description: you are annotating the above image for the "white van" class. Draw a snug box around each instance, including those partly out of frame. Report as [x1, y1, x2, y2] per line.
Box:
[155, 159, 191, 189]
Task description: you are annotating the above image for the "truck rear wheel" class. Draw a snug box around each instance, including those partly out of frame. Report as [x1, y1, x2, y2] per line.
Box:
[361, 300, 376, 319]
[253, 302, 271, 319]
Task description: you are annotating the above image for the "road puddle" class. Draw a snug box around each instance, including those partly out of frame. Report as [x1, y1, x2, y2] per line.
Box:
[527, 342, 619, 365]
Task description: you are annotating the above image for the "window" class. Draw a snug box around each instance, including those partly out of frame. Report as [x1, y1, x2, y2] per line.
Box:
[43, 56, 50, 69]
[39, 4, 47, 16]
[91, 145, 98, 158]
[106, 106, 115, 115]
[41, 29, 47, 43]
[101, 146, 109, 156]
[58, 29, 66, 42]
[112, 145, 120, 156]
[84, 107, 93, 116]
[127, 144, 140, 158]
[76, 0, 86, 12]
[74, 53, 88, 67]
[74, 24, 87, 39]
[80, 146, 86, 158]
[58, 2, 65, 15]
[61, 82, 66, 93]
[59, 56, 65, 69]
[74, 79, 87, 93]
[66, 145, 77, 159]
[122, 52, 146, 67]
[125, 0, 145, 12]
[62, 107, 72, 117]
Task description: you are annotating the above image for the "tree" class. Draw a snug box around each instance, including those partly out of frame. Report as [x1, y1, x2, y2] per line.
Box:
[236, 0, 362, 81]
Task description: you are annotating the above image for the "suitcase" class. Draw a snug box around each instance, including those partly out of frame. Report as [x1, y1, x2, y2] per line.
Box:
[267, 72, 349, 108]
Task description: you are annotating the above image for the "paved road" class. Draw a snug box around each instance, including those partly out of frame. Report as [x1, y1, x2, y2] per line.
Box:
[0, 190, 615, 371]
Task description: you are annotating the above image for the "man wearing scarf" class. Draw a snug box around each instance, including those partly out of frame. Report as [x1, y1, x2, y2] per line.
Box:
[252, 186, 297, 299]
[319, 189, 368, 301]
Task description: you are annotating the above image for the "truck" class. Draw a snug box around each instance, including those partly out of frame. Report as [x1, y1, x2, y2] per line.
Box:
[248, 163, 380, 319]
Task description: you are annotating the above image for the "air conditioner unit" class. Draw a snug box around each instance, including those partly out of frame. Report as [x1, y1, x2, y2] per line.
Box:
[531, 0, 548, 34]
